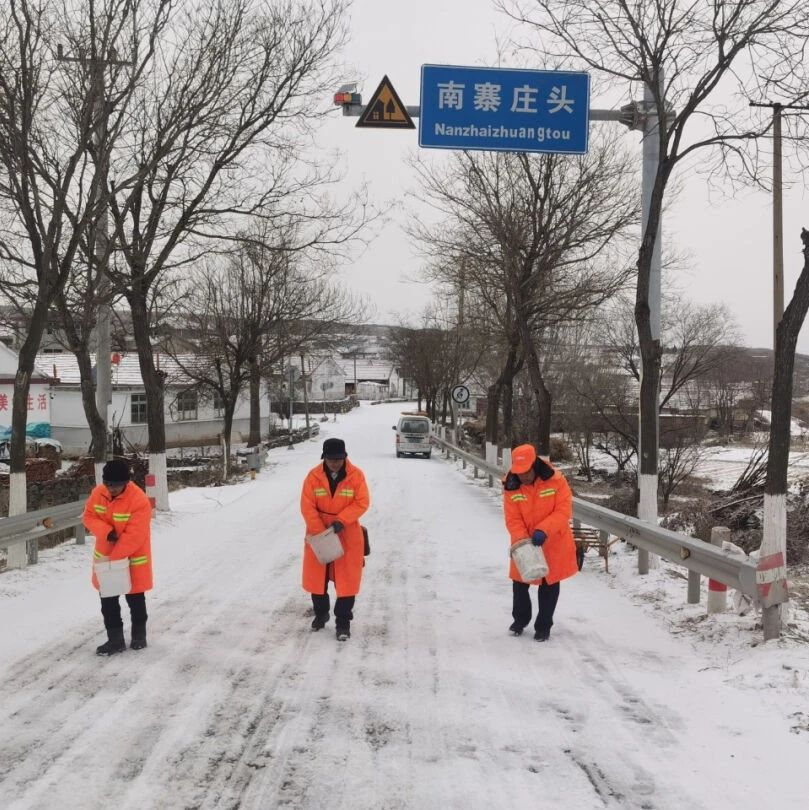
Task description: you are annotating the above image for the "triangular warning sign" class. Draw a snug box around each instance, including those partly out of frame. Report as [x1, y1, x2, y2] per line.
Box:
[356, 75, 415, 129]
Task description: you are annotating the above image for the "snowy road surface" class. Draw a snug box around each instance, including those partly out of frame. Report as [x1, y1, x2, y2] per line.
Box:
[1, 402, 808, 810]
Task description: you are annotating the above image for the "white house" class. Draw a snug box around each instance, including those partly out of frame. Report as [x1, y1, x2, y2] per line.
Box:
[306, 357, 348, 403]
[0, 344, 54, 442]
[341, 358, 400, 397]
[288, 355, 402, 401]
[40, 352, 270, 456]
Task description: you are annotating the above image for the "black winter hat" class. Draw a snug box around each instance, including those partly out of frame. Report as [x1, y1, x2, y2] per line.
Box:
[321, 438, 347, 459]
[102, 459, 131, 485]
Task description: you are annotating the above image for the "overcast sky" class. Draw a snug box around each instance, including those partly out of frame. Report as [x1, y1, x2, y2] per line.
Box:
[318, 0, 809, 352]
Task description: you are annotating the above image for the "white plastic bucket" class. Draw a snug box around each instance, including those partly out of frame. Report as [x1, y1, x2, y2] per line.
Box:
[94, 557, 132, 598]
[510, 539, 549, 581]
[307, 527, 345, 565]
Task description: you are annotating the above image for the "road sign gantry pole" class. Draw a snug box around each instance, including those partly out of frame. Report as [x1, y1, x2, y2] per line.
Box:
[336, 83, 667, 575]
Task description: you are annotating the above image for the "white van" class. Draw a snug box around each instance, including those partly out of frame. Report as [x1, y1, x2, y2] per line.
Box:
[393, 414, 432, 459]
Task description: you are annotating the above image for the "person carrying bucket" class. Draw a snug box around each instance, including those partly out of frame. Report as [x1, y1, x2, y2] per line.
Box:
[83, 459, 153, 655]
[300, 438, 370, 641]
[502, 444, 578, 641]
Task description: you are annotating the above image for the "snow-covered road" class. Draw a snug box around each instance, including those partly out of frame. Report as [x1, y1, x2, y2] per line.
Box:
[1, 402, 807, 809]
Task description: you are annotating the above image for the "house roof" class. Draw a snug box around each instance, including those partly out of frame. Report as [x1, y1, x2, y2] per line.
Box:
[40, 352, 194, 388]
[0, 343, 52, 382]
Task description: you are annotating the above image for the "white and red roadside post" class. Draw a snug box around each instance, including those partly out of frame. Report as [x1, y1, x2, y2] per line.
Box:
[757, 541, 789, 641]
[706, 526, 730, 613]
[145, 473, 157, 510]
[759, 494, 790, 640]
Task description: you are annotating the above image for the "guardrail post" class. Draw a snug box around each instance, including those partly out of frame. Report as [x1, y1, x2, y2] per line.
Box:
[5, 546, 26, 569]
[75, 522, 86, 546]
[687, 569, 701, 604]
[28, 531, 39, 565]
[599, 530, 611, 573]
[473, 465, 479, 479]
[707, 526, 730, 613]
[462, 457, 467, 470]
[502, 447, 512, 471]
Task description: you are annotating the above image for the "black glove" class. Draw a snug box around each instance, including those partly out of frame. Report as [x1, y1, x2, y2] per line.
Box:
[107, 529, 119, 543]
[531, 530, 547, 547]
[331, 521, 345, 534]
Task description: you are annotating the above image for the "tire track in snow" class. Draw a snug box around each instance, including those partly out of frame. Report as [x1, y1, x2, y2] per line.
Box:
[1, 491, 306, 809]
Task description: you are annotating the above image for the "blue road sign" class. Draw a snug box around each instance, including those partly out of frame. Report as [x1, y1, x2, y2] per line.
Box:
[419, 65, 590, 154]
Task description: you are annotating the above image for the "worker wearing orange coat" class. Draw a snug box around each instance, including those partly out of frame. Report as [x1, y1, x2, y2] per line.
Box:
[300, 438, 370, 641]
[502, 444, 578, 641]
[83, 459, 153, 656]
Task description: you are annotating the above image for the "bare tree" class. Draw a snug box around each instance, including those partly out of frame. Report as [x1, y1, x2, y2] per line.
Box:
[411, 133, 639, 454]
[0, 0, 170, 515]
[169, 237, 364, 477]
[600, 293, 740, 412]
[760, 229, 809, 638]
[387, 300, 483, 423]
[503, 0, 809, 533]
[97, 0, 366, 508]
[51, 252, 116, 467]
[571, 292, 736, 485]
[658, 423, 708, 511]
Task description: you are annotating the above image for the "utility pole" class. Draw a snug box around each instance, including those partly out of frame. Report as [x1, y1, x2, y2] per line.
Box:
[749, 101, 809, 352]
[300, 352, 311, 436]
[287, 362, 295, 449]
[57, 44, 131, 481]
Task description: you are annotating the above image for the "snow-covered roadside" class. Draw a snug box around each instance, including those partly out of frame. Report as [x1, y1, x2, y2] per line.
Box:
[439, 447, 809, 736]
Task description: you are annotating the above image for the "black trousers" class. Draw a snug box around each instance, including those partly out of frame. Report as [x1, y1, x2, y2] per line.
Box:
[512, 580, 560, 634]
[312, 568, 355, 628]
[101, 592, 148, 630]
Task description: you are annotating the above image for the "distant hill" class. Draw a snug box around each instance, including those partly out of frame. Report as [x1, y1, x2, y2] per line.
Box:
[746, 347, 809, 398]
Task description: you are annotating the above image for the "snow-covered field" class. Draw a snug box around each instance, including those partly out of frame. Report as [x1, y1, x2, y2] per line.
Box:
[694, 446, 809, 491]
[585, 442, 809, 492]
[1, 402, 808, 809]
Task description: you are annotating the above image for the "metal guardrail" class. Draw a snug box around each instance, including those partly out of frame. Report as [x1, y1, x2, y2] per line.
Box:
[573, 498, 758, 595]
[432, 431, 502, 487]
[0, 500, 86, 569]
[431, 432, 760, 601]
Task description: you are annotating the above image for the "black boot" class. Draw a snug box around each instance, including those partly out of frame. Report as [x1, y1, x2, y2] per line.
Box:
[130, 623, 147, 650]
[96, 627, 126, 656]
[311, 614, 329, 631]
[509, 621, 524, 636]
[335, 623, 350, 641]
[534, 629, 551, 642]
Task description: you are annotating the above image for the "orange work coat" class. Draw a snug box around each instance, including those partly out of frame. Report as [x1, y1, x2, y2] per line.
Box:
[84, 482, 153, 594]
[503, 466, 578, 585]
[300, 459, 370, 597]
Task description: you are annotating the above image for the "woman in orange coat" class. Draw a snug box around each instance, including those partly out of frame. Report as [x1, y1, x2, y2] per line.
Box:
[83, 459, 153, 655]
[300, 438, 370, 641]
[502, 444, 578, 641]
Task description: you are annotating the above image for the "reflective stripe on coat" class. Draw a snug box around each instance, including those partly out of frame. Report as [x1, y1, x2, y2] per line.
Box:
[300, 459, 370, 597]
[503, 467, 578, 585]
[84, 482, 153, 593]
